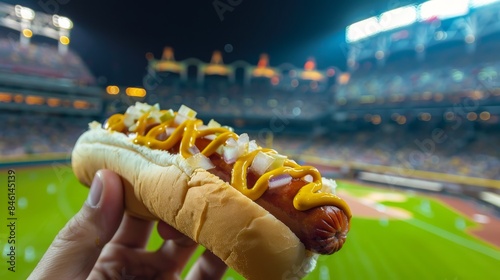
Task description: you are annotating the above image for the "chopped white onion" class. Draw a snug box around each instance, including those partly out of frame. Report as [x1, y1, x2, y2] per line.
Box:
[225, 137, 237, 147]
[178, 104, 197, 119]
[174, 114, 188, 125]
[186, 153, 215, 170]
[321, 178, 337, 194]
[204, 134, 217, 141]
[250, 151, 274, 175]
[129, 123, 138, 132]
[248, 140, 258, 152]
[268, 174, 292, 189]
[188, 145, 200, 155]
[166, 127, 176, 136]
[148, 110, 163, 124]
[303, 174, 313, 183]
[207, 119, 221, 128]
[238, 133, 249, 146]
[123, 113, 137, 128]
[222, 145, 239, 164]
[268, 153, 287, 170]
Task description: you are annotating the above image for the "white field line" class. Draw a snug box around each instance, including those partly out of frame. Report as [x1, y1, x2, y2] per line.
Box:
[405, 218, 500, 261]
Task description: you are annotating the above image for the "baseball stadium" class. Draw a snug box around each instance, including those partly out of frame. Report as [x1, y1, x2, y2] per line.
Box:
[1, 1, 500, 280]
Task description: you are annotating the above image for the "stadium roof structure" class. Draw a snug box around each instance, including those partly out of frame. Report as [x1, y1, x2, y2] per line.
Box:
[153, 47, 184, 74]
[202, 50, 232, 76]
[251, 53, 279, 79]
[300, 57, 325, 82]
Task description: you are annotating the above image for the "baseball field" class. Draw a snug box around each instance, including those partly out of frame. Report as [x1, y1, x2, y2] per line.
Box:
[0, 164, 499, 280]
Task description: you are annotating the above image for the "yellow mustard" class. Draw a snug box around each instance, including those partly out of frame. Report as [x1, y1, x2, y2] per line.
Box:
[105, 112, 352, 218]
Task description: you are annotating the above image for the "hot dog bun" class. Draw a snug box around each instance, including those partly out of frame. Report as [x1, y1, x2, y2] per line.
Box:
[72, 124, 317, 280]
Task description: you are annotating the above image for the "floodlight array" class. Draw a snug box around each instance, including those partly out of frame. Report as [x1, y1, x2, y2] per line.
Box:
[346, 0, 500, 43]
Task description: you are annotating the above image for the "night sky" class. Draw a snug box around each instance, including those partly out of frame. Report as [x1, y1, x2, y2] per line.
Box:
[3, 0, 404, 86]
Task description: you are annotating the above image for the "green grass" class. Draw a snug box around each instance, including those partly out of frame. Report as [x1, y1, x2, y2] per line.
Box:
[0, 167, 499, 279]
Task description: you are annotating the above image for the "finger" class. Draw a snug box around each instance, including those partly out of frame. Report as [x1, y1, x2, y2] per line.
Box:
[28, 170, 125, 280]
[157, 221, 198, 269]
[186, 249, 228, 280]
[157, 221, 196, 247]
[110, 214, 155, 248]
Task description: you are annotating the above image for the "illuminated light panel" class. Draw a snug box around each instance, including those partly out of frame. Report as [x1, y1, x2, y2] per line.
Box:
[126, 87, 147, 97]
[15, 5, 35, 20]
[0, 93, 12, 102]
[106, 85, 120, 95]
[397, 115, 407, 125]
[22, 29, 33, 38]
[480, 111, 491, 121]
[420, 112, 432, 121]
[470, 0, 500, 8]
[14, 94, 23, 103]
[74, 100, 90, 109]
[379, 5, 417, 31]
[467, 112, 478, 121]
[25, 95, 44, 105]
[419, 0, 469, 21]
[53, 15, 73, 29]
[346, 16, 381, 43]
[47, 98, 61, 107]
[59, 36, 70, 45]
[372, 115, 382, 125]
[445, 112, 455, 121]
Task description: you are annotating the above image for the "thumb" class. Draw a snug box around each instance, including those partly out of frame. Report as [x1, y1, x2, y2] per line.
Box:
[29, 170, 125, 280]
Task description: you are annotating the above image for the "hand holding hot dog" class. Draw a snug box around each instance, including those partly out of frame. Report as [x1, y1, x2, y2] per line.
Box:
[71, 102, 351, 279]
[28, 170, 227, 280]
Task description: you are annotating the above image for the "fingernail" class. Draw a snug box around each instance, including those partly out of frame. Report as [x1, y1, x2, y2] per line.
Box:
[87, 172, 103, 207]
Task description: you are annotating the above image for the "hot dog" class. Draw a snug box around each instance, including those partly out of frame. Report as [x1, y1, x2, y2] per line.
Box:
[71, 102, 351, 280]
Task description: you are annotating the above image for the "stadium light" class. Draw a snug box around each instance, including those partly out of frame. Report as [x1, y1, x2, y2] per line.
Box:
[53, 15, 73, 29]
[346, 16, 381, 43]
[470, 0, 500, 8]
[14, 5, 35, 21]
[106, 85, 120, 95]
[125, 87, 147, 97]
[379, 5, 417, 31]
[418, 0, 469, 21]
[59, 36, 70, 45]
[22, 29, 33, 38]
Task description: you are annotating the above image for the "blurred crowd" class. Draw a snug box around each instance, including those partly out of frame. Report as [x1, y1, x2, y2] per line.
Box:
[0, 113, 91, 158]
[270, 125, 500, 180]
[0, 38, 95, 85]
[337, 39, 500, 107]
[1, 112, 498, 181]
[123, 75, 334, 120]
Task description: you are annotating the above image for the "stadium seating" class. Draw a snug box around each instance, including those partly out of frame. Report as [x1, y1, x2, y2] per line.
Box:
[0, 38, 96, 85]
